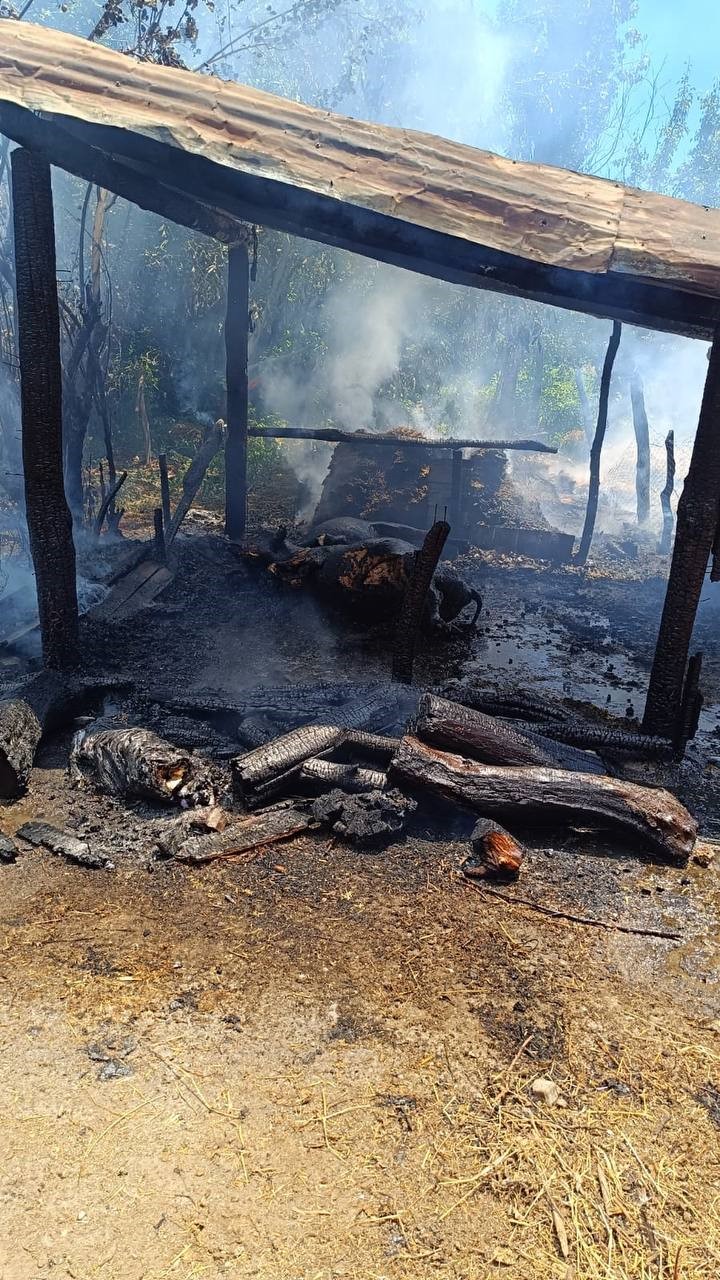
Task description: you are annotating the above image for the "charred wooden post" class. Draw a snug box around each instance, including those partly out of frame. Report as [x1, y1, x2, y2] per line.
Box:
[153, 507, 166, 562]
[225, 240, 249, 542]
[11, 147, 78, 667]
[674, 652, 703, 758]
[575, 321, 622, 565]
[643, 335, 720, 736]
[450, 449, 464, 532]
[392, 519, 450, 684]
[712, 516, 720, 582]
[166, 418, 225, 544]
[630, 371, 650, 525]
[158, 452, 171, 530]
[659, 430, 676, 554]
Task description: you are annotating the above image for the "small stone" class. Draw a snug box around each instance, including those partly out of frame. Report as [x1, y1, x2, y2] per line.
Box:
[693, 843, 716, 868]
[530, 1077, 561, 1105]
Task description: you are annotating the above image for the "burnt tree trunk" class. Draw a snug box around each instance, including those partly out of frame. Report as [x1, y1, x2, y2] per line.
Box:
[643, 335, 720, 736]
[11, 148, 78, 668]
[390, 736, 697, 865]
[659, 430, 676, 554]
[575, 321, 622, 565]
[225, 240, 249, 542]
[630, 371, 650, 525]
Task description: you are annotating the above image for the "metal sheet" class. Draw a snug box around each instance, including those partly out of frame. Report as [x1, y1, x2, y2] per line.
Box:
[0, 21, 719, 300]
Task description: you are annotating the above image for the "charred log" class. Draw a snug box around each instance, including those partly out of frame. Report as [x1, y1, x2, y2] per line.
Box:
[390, 735, 697, 865]
[16, 820, 111, 869]
[344, 730, 400, 757]
[0, 672, 118, 799]
[416, 693, 603, 773]
[440, 681, 569, 725]
[299, 757, 387, 792]
[71, 724, 214, 806]
[516, 718, 675, 760]
[462, 817, 525, 882]
[231, 724, 347, 802]
[161, 804, 311, 864]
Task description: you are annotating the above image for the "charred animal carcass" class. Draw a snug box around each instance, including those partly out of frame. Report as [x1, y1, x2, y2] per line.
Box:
[248, 521, 482, 631]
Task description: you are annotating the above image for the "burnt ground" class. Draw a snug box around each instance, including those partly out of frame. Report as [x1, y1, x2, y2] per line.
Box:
[1, 519, 719, 1279]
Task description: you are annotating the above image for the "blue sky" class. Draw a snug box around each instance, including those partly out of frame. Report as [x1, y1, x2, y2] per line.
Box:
[637, 0, 717, 92]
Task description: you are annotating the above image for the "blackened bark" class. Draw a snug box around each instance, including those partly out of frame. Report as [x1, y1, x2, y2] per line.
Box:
[643, 335, 720, 735]
[225, 240, 249, 542]
[575, 321, 622, 565]
[630, 371, 650, 525]
[11, 148, 78, 668]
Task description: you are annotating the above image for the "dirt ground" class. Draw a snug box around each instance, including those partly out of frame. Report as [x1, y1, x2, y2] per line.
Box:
[1, 526, 719, 1280]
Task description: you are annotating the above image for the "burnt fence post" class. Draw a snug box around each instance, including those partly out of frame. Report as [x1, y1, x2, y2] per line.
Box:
[643, 334, 720, 736]
[11, 147, 78, 668]
[225, 239, 249, 542]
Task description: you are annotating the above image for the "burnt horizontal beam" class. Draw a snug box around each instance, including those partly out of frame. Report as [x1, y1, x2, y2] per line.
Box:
[248, 426, 557, 452]
[0, 103, 249, 245]
[45, 115, 720, 340]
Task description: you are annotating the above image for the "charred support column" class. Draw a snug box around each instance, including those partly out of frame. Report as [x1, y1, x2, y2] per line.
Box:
[630, 371, 650, 525]
[11, 148, 78, 668]
[575, 321, 622, 565]
[643, 334, 720, 736]
[450, 449, 464, 533]
[225, 240, 249, 542]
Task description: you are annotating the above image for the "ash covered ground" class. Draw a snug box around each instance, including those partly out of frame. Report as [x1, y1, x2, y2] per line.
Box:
[0, 518, 719, 1279]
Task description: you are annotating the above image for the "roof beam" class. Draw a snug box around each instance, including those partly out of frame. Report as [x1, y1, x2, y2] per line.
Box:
[0, 103, 249, 245]
[48, 116, 720, 340]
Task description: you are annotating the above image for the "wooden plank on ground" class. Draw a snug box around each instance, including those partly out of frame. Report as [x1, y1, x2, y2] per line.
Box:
[90, 560, 173, 621]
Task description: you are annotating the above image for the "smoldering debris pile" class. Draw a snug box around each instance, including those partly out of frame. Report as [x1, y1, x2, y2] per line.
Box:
[0, 669, 701, 881]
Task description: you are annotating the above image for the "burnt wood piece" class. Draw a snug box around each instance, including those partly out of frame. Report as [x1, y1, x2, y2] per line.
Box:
[393, 520, 450, 684]
[299, 757, 387, 792]
[153, 507, 166, 563]
[711, 508, 720, 581]
[0, 833, 18, 863]
[440, 682, 569, 725]
[450, 449, 464, 531]
[516, 718, 675, 760]
[644, 334, 720, 736]
[0, 103, 249, 244]
[248, 426, 556, 452]
[462, 817, 525, 881]
[225, 241, 249, 542]
[166, 419, 225, 545]
[311, 787, 415, 845]
[16, 820, 111, 869]
[630, 372, 651, 525]
[344, 730, 400, 757]
[94, 469, 127, 537]
[11, 147, 78, 668]
[232, 724, 348, 802]
[390, 735, 697, 865]
[71, 724, 214, 805]
[0, 672, 118, 799]
[162, 805, 312, 864]
[575, 321, 623, 565]
[659, 430, 676, 555]
[416, 694, 603, 774]
[674, 653, 703, 758]
[158, 453, 171, 531]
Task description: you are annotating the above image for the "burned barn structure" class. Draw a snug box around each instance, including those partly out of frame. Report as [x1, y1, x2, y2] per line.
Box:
[1, 18, 720, 742]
